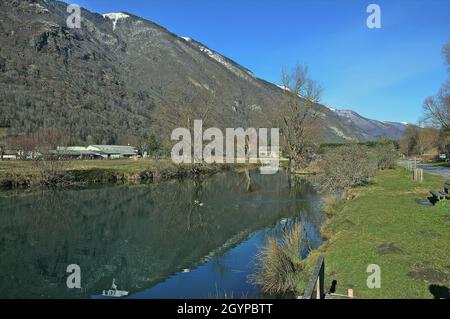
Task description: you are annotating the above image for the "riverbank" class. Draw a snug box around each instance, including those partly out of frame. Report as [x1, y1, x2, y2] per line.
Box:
[300, 167, 450, 298]
[0, 159, 255, 190]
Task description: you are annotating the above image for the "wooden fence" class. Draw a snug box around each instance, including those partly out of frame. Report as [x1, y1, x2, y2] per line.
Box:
[302, 256, 355, 299]
[303, 255, 325, 299]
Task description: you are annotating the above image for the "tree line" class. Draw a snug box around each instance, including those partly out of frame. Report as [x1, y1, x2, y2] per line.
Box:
[401, 43, 450, 159]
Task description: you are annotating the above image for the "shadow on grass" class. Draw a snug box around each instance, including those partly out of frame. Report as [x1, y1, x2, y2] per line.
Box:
[329, 280, 337, 294]
[429, 284, 450, 299]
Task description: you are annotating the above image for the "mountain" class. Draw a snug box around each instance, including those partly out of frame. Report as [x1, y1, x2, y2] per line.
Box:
[0, 0, 405, 144]
[330, 109, 407, 141]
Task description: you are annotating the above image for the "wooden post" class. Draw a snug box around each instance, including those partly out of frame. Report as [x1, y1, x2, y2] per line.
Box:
[315, 277, 321, 299]
[318, 258, 325, 299]
[347, 289, 354, 298]
[413, 168, 423, 182]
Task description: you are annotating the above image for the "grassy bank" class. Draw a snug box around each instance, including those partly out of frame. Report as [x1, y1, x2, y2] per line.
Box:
[0, 159, 252, 189]
[301, 167, 450, 299]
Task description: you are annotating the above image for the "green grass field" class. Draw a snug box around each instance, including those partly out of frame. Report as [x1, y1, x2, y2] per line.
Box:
[302, 167, 450, 299]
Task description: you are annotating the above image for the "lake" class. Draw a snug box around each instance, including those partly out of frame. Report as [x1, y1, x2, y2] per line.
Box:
[0, 169, 324, 299]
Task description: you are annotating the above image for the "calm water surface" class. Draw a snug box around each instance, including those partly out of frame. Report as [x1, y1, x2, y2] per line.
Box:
[0, 170, 324, 299]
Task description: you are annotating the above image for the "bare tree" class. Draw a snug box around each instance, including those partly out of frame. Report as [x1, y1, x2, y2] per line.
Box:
[7, 134, 37, 160]
[417, 127, 440, 155]
[436, 129, 450, 157]
[33, 128, 73, 187]
[152, 84, 218, 147]
[6, 129, 74, 186]
[34, 128, 69, 156]
[422, 87, 450, 132]
[422, 43, 450, 132]
[0, 127, 6, 160]
[400, 125, 421, 156]
[444, 42, 450, 72]
[273, 64, 323, 171]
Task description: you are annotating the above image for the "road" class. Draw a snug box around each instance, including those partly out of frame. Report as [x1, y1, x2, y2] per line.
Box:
[399, 160, 450, 179]
[417, 163, 450, 179]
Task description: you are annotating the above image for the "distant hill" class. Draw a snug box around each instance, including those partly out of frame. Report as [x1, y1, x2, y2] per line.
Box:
[0, 0, 406, 144]
[331, 109, 407, 141]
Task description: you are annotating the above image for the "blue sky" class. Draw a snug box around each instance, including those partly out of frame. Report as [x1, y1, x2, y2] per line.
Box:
[72, 0, 449, 123]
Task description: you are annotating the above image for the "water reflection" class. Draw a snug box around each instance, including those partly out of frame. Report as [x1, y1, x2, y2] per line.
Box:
[0, 170, 323, 299]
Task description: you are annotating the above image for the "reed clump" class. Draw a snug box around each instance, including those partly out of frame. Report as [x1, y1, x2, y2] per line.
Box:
[250, 222, 304, 295]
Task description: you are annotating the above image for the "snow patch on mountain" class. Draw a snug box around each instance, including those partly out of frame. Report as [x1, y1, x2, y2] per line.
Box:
[330, 126, 355, 141]
[195, 44, 256, 80]
[29, 2, 49, 13]
[322, 104, 335, 111]
[274, 84, 321, 106]
[103, 13, 130, 30]
[276, 84, 291, 92]
[334, 109, 360, 118]
[330, 108, 407, 140]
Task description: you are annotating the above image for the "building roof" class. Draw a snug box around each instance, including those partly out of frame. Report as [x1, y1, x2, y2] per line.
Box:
[87, 145, 137, 155]
[54, 145, 137, 156]
[60, 146, 88, 152]
[53, 147, 99, 156]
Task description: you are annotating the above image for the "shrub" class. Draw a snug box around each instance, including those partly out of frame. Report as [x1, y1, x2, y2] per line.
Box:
[32, 158, 73, 187]
[317, 144, 378, 193]
[372, 142, 399, 170]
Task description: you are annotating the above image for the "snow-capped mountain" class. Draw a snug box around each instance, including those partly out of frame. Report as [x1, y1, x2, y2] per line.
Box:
[331, 109, 407, 141]
[0, 0, 406, 142]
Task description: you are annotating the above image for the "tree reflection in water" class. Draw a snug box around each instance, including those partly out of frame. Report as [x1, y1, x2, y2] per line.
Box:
[0, 170, 324, 298]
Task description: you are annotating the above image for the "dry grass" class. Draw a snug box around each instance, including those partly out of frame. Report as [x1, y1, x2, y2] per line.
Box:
[250, 222, 304, 295]
[323, 195, 345, 218]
